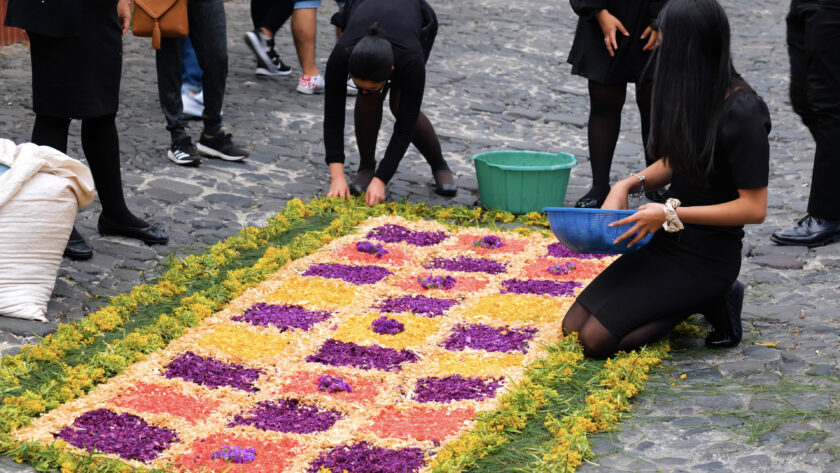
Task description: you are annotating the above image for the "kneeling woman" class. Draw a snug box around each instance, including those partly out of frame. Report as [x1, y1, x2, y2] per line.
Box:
[563, 0, 770, 358]
[324, 0, 456, 206]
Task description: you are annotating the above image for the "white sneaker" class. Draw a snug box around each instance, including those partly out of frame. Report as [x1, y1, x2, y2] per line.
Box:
[296, 74, 325, 95]
[182, 91, 204, 118]
[346, 78, 358, 96]
[244, 30, 277, 74]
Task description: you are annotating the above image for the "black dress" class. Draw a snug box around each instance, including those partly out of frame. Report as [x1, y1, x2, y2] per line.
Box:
[567, 0, 667, 85]
[576, 90, 771, 338]
[324, 0, 437, 183]
[4, 0, 122, 119]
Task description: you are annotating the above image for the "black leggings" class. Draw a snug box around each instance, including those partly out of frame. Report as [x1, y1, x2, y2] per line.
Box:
[353, 86, 450, 177]
[583, 80, 653, 199]
[31, 114, 145, 236]
[251, 0, 294, 34]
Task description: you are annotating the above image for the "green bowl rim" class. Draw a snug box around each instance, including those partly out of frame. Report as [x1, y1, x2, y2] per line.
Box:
[470, 151, 578, 172]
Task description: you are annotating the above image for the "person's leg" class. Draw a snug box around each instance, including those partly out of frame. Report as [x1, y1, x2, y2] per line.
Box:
[387, 88, 455, 190]
[577, 80, 627, 208]
[292, 5, 319, 77]
[260, 0, 294, 35]
[188, 0, 228, 139]
[787, 0, 819, 136]
[635, 81, 654, 166]
[352, 91, 386, 191]
[156, 37, 189, 145]
[181, 37, 203, 93]
[80, 114, 148, 229]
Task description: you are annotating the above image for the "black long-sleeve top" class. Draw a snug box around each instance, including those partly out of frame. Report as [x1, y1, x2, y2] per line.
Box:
[323, 0, 429, 183]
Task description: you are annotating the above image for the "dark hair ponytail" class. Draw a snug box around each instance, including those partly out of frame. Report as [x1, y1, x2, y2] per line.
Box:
[349, 22, 394, 82]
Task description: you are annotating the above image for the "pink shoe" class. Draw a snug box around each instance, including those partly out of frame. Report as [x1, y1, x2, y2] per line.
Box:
[296, 74, 325, 95]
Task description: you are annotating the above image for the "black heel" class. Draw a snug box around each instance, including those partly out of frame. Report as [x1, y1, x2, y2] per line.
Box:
[704, 281, 744, 349]
[433, 169, 457, 197]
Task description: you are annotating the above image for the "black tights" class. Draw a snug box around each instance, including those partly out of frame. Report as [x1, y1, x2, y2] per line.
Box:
[31, 114, 146, 240]
[561, 302, 687, 359]
[583, 80, 653, 201]
[353, 86, 451, 184]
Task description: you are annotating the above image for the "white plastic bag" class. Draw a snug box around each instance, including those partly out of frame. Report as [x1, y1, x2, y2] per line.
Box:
[0, 139, 95, 322]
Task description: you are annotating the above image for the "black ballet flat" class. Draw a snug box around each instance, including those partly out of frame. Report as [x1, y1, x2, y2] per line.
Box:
[575, 195, 604, 208]
[64, 237, 93, 260]
[433, 170, 457, 197]
[704, 281, 745, 349]
[349, 183, 367, 196]
[349, 170, 375, 196]
[98, 215, 169, 246]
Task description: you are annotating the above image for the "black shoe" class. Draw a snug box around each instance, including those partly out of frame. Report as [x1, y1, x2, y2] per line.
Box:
[433, 169, 457, 197]
[704, 281, 744, 349]
[167, 138, 201, 166]
[98, 215, 169, 245]
[349, 170, 375, 196]
[645, 189, 668, 203]
[64, 237, 93, 260]
[197, 133, 249, 162]
[770, 215, 840, 247]
[575, 188, 608, 208]
[258, 40, 292, 76]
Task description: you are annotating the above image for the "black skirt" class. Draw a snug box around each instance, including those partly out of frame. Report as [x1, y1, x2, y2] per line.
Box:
[567, 1, 660, 85]
[27, 2, 122, 119]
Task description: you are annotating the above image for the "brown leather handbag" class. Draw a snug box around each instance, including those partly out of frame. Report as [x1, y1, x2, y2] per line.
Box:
[132, 0, 189, 50]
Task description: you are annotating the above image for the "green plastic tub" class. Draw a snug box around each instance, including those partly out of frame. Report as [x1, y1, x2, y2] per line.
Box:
[470, 151, 577, 214]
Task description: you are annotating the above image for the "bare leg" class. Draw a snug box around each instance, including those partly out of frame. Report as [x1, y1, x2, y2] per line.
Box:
[292, 8, 319, 76]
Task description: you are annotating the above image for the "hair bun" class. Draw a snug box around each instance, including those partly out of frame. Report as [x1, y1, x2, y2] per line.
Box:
[367, 22, 385, 37]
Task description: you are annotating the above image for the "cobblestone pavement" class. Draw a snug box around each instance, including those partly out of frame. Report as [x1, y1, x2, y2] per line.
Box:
[1, 0, 839, 471]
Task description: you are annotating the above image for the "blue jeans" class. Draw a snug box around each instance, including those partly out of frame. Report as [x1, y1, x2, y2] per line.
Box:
[181, 36, 203, 93]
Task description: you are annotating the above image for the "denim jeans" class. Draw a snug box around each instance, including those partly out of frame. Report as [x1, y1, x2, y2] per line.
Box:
[787, 0, 840, 219]
[181, 36, 203, 92]
[156, 0, 227, 143]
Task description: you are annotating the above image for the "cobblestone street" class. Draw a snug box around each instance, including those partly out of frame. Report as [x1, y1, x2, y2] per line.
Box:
[2, 0, 840, 471]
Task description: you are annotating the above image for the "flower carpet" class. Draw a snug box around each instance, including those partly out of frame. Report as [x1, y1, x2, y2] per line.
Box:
[0, 198, 668, 473]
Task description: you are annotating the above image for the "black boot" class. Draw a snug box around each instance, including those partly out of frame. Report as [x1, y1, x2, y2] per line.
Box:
[704, 281, 745, 349]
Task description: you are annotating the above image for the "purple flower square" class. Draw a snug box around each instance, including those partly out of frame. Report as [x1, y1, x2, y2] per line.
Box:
[500, 279, 582, 297]
[233, 303, 331, 331]
[441, 324, 538, 353]
[413, 375, 502, 403]
[229, 399, 342, 434]
[424, 256, 506, 275]
[307, 442, 425, 473]
[56, 409, 178, 462]
[302, 263, 393, 285]
[367, 224, 448, 247]
[306, 340, 419, 372]
[546, 242, 609, 260]
[376, 295, 458, 317]
[163, 351, 262, 392]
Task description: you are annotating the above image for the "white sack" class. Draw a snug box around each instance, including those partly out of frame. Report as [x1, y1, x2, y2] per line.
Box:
[0, 139, 95, 321]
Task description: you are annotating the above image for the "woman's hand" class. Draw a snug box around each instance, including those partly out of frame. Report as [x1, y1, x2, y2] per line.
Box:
[327, 177, 351, 199]
[594, 9, 629, 57]
[641, 26, 660, 51]
[117, 0, 131, 36]
[609, 203, 666, 248]
[365, 178, 386, 206]
[601, 184, 630, 210]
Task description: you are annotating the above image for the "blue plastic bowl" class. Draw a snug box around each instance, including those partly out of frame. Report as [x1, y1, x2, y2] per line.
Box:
[543, 207, 653, 254]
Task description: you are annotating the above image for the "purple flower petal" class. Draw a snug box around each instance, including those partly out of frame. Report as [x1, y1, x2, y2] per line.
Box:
[546, 242, 609, 259]
[473, 235, 505, 249]
[229, 399, 342, 434]
[318, 374, 353, 393]
[500, 279, 582, 297]
[413, 375, 502, 403]
[303, 263, 393, 285]
[306, 340, 419, 372]
[367, 224, 448, 247]
[307, 442, 425, 473]
[424, 256, 506, 274]
[376, 295, 458, 317]
[55, 409, 178, 461]
[441, 324, 538, 353]
[163, 352, 262, 392]
[370, 316, 405, 335]
[232, 303, 331, 331]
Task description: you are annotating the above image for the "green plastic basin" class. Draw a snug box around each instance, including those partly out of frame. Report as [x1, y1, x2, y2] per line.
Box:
[470, 151, 577, 214]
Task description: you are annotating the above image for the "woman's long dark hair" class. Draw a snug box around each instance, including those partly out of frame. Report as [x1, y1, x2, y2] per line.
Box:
[349, 22, 394, 82]
[647, 0, 736, 186]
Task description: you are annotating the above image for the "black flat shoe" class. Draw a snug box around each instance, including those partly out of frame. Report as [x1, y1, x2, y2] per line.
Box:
[575, 196, 604, 208]
[64, 238, 93, 260]
[704, 281, 744, 349]
[645, 189, 668, 203]
[350, 170, 375, 196]
[770, 215, 840, 247]
[98, 215, 169, 245]
[433, 170, 457, 197]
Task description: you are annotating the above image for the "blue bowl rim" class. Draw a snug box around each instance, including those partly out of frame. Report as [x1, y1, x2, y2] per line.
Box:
[470, 151, 578, 172]
[543, 207, 636, 216]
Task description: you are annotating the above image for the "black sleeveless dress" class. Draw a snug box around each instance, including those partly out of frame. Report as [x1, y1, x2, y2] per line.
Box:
[567, 0, 667, 85]
[575, 90, 772, 338]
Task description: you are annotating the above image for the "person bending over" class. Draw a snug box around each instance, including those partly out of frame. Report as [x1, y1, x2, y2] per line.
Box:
[562, 0, 770, 358]
[323, 0, 456, 206]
